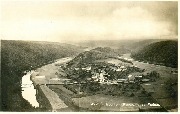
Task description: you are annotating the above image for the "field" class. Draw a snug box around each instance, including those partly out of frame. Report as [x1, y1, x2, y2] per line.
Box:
[121, 53, 178, 111]
[72, 94, 159, 111]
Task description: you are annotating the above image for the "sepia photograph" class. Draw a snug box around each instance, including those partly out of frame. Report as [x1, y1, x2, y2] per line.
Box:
[1, 0, 178, 112]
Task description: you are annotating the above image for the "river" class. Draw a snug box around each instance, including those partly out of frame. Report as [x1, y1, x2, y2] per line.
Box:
[21, 57, 73, 108]
[121, 53, 177, 78]
[21, 71, 39, 107]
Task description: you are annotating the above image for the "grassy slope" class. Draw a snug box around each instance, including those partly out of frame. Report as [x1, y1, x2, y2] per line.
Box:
[1, 40, 82, 111]
[131, 40, 178, 68]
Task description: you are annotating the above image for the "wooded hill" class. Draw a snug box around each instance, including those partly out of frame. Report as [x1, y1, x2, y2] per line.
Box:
[131, 40, 178, 68]
[1, 40, 83, 111]
[67, 47, 123, 68]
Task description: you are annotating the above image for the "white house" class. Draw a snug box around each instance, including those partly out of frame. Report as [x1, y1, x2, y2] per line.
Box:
[99, 73, 105, 83]
[128, 75, 135, 81]
[86, 66, 91, 71]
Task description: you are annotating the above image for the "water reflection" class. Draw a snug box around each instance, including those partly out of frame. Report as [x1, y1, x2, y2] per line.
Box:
[21, 71, 39, 107]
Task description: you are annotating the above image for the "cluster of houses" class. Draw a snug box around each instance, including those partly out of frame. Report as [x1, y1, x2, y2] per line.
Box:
[109, 65, 127, 72]
[91, 71, 106, 83]
[67, 62, 150, 84]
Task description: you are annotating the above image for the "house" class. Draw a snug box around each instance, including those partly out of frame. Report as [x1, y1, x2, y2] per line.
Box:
[82, 68, 86, 70]
[128, 59, 133, 61]
[110, 66, 117, 71]
[101, 70, 106, 74]
[92, 74, 98, 82]
[86, 78, 91, 81]
[141, 79, 150, 82]
[120, 66, 125, 69]
[86, 66, 91, 71]
[99, 73, 105, 83]
[128, 75, 135, 81]
[135, 75, 143, 78]
[92, 75, 97, 79]
[111, 80, 118, 85]
[50, 77, 60, 81]
[117, 79, 127, 83]
[75, 68, 80, 70]
[116, 68, 121, 71]
[135, 75, 143, 81]
[129, 80, 135, 83]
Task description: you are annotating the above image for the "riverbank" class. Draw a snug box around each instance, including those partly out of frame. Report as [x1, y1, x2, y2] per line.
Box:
[1, 72, 38, 111]
[30, 57, 75, 111]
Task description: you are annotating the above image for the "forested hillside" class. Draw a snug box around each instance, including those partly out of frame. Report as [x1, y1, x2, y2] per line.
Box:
[131, 40, 178, 68]
[1, 40, 82, 111]
[67, 47, 122, 68]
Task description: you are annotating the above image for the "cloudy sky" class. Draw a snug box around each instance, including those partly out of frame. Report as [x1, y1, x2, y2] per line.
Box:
[1, 1, 178, 42]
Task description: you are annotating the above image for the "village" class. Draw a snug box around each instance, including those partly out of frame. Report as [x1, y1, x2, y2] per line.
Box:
[53, 58, 164, 111]
[60, 58, 160, 86]
[28, 55, 177, 112]
[48, 57, 160, 101]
